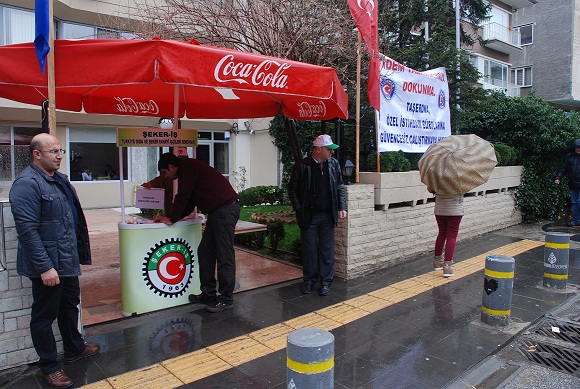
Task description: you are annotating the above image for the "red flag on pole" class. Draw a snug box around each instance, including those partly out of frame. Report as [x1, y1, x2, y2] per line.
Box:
[367, 56, 380, 111]
[348, 0, 380, 110]
[348, 0, 378, 54]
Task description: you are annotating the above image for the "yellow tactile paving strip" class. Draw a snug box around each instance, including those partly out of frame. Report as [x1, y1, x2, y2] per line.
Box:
[81, 239, 543, 388]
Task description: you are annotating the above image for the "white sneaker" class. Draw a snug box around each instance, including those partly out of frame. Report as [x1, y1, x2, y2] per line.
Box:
[443, 262, 454, 277]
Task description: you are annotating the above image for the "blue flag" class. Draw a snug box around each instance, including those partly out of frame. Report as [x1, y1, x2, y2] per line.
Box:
[34, 0, 50, 75]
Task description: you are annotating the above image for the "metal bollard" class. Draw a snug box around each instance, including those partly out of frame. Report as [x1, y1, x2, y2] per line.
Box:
[481, 255, 515, 326]
[287, 328, 334, 389]
[543, 232, 569, 289]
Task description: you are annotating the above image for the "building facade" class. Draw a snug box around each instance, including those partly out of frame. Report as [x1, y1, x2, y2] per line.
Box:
[465, 0, 538, 98]
[0, 0, 280, 207]
[511, 0, 580, 111]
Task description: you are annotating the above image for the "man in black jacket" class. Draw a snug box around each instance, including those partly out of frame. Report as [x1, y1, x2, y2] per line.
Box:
[288, 134, 347, 296]
[555, 138, 580, 226]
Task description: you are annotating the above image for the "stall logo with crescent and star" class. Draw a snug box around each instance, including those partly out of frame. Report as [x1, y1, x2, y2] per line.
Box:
[143, 238, 194, 298]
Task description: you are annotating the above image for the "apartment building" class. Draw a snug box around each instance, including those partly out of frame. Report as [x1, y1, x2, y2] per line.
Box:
[464, 0, 537, 98]
[511, 0, 580, 112]
[0, 1, 279, 207]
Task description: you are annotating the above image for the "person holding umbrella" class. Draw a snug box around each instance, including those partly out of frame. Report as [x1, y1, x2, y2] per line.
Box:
[554, 138, 580, 226]
[419, 134, 497, 277]
[430, 191, 464, 277]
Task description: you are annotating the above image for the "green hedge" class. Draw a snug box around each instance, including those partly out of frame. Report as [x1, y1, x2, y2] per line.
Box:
[363, 142, 519, 172]
[365, 151, 411, 172]
[494, 143, 519, 166]
[239, 185, 285, 206]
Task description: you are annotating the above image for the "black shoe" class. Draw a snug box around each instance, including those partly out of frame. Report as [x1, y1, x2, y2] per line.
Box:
[205, 302, 233, 313]
[302, 283, 313, 294]
[189, 293, 214, 305]
[319, 285, 330, 296]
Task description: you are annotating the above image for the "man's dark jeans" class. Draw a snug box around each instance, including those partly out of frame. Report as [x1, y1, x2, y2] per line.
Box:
[301, 211, 335, 286]
[198, 201, 240, 304]
[30, 276, 86, 374]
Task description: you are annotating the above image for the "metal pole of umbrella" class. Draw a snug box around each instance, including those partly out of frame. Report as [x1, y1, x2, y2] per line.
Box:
[172, 84, 181, 211]
[119, 146, 125, 224]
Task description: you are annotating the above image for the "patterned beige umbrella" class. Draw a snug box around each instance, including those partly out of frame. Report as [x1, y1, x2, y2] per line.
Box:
[418, 134, 497, 194]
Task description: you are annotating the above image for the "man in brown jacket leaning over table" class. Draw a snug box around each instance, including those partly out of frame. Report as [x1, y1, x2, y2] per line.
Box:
[153, 152, 240, 312]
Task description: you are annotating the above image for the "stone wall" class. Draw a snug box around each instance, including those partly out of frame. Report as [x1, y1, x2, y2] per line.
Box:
[0, 203, 39, 370]
[334, 167, 523, 279]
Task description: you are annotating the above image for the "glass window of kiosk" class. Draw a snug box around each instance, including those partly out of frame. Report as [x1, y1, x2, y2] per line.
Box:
[196, 131, 230, 179]
[0, 126, 47, 183]
[68, 126, 128, 182]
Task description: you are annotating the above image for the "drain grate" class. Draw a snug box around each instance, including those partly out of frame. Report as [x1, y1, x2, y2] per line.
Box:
[533, 319, 580, 344]
[517, 338, 580, 376]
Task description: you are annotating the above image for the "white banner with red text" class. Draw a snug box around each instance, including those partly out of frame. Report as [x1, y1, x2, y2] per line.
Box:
[377, 55, 451, 153]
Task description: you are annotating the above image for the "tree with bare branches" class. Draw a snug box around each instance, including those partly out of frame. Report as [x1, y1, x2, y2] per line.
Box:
[121, 0, 359, 84]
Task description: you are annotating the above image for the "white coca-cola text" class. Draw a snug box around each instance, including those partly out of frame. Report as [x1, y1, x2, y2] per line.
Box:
[115, 97, 160, 115]
[214, 55, 291, 89]
[296, 101, 327, 118]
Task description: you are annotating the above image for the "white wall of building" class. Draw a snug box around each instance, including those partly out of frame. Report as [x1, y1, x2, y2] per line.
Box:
[229, 118, 280, 192]
[573, 0, 580, 100]
[0, 1, 283, 207]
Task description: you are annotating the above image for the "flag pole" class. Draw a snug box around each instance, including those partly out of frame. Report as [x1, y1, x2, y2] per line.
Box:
[355, 31, 361, 184]
[375, 113, 380, 172]
[47, 0, 56, 135]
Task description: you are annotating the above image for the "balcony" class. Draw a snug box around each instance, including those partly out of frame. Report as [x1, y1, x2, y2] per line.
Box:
[500, 0, 538, 10]
[481, 77, 521, 97]
[482, 22, 522, 55]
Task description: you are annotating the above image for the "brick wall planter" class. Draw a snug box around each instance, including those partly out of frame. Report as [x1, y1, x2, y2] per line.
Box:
[359, 166, 523, 209]
[336, 166, 523, 279]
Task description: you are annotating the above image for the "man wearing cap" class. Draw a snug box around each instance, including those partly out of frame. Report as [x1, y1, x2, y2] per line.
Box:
[288, 134, 347, 296]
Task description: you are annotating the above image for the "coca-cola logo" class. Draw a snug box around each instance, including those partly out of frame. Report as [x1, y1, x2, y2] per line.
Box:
[116, 97, 160, 115]
[296, 101, 327, 118]
[214, 55, 290, 89]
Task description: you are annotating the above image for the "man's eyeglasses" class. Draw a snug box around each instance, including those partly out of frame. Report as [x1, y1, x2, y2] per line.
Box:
[37, 149, 66, 155]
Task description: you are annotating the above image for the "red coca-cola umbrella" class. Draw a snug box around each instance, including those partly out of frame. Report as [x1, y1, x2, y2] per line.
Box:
[0, 38, 348, 120]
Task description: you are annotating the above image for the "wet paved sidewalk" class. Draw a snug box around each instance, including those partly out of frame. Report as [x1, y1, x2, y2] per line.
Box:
[78, 208, 302, 325]
[2, 222, 580, 389]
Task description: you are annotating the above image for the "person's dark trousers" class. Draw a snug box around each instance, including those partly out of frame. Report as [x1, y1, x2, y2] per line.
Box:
[571, 189, 580, 224]
[300, 211, 335, 286]
[30, 276, 86, 374]
[198, 201, 240, 305]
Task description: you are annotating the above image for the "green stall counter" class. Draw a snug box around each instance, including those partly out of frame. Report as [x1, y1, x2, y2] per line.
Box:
[118, 218, 202, 316]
